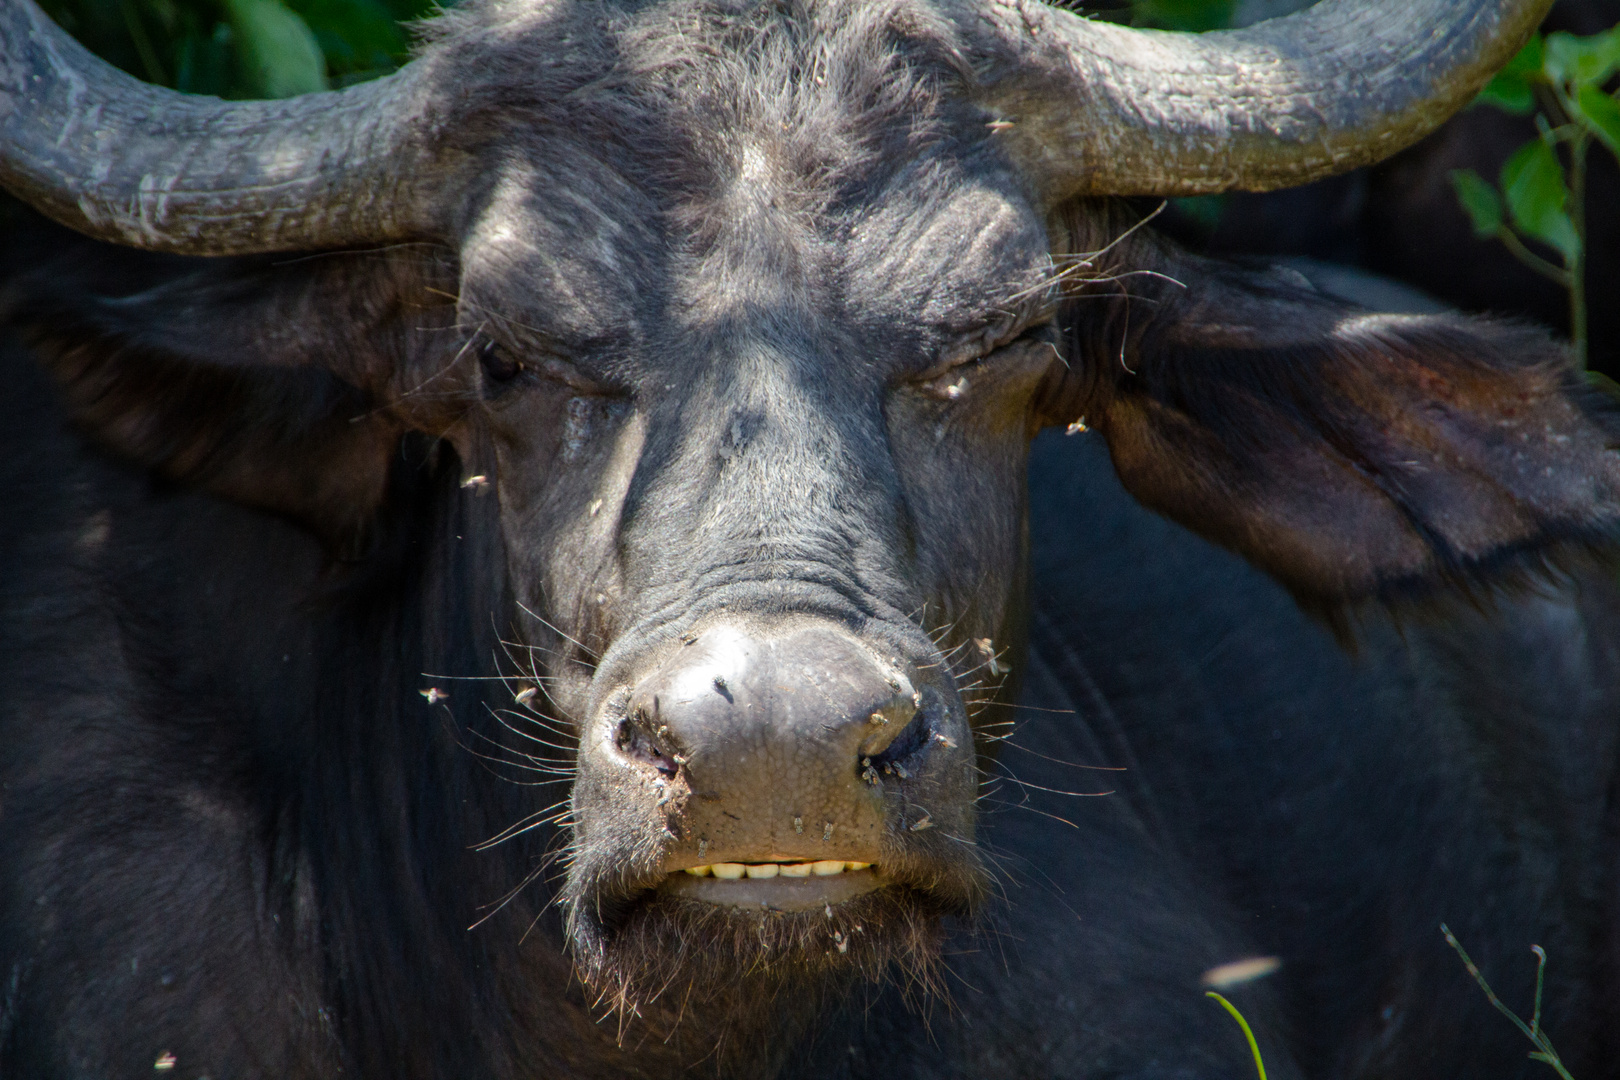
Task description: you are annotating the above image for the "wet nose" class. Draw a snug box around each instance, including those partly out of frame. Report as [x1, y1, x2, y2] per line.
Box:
[619, 623, 932, 859]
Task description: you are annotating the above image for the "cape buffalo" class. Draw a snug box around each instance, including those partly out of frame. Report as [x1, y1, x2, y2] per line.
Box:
[5, 0, 1620, 1076]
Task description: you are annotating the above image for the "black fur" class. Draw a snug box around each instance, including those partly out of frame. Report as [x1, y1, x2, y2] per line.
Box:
[5, 0, 1620, 1076]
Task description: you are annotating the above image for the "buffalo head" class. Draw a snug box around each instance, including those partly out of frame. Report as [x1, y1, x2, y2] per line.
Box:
[8, 0, 1617, 1026]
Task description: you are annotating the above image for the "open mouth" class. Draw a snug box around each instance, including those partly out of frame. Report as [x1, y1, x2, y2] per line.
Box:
[661, 860, 883, 911]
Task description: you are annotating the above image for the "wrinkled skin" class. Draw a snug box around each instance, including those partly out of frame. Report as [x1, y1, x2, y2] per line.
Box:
[412, 4, 1063, 1000]
[5, 1, 1620, 1077]
[465, 114, 1054, 972]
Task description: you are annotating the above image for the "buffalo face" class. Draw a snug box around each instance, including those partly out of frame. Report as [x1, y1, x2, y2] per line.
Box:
[452, 71, 1062, 998]
[4, 3, 1073, 1011]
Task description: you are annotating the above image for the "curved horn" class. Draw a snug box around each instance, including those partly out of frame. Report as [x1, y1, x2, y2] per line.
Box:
[0, 0, 443, 254]
[969, 0, 1554, 202]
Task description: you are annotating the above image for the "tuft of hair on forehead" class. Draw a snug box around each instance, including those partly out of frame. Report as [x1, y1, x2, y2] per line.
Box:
[423, 0, 973, 212]
[616, 0, 966, 154]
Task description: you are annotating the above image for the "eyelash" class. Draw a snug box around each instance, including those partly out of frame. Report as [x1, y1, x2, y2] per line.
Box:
[918, 326, 1054, 396]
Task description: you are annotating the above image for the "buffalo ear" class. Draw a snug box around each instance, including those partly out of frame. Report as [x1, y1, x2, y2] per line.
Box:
[1049, 226, 1620, 612]
[2, 221, 459, 551]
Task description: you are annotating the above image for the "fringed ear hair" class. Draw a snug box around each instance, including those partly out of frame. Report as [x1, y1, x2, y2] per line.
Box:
[4, 226, 463, 553]
[1046, 210, 1620, 621]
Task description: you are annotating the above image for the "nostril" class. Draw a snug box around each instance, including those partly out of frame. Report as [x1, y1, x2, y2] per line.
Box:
[615, 713, 679, 776]
[865, 699, 937, 779]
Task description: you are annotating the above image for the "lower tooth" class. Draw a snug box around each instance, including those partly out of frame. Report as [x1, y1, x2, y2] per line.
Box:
[684, 861, 871, 881]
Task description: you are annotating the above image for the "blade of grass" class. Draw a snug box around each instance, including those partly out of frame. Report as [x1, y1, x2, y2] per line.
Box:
[1205, 991, 1267, 1080]
[1440, 924, 1576, 1080]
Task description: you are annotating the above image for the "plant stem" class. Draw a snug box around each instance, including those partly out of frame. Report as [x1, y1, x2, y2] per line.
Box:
[1206, 992, 1268, 1080]
[1496, 227, 1574, 288]
[1567, 130, 1589, 368]
[1440, 925, 1576, 1080]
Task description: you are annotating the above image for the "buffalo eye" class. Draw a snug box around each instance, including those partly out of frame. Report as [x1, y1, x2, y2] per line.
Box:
[918, 324, 1057, 401]
[478, 338, 524, 384]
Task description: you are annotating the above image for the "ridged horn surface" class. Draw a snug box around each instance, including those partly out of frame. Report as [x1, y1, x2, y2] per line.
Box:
[962, 0, 1553, 201]
[0, 0, 444, 254]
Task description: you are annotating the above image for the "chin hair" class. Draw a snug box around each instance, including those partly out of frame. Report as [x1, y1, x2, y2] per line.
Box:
[568, 885, 956, 1030]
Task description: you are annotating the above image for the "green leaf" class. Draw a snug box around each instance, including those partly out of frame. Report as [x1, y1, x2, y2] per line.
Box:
[1500, 139, 1580, 263]
[1504, 31, 1546, 77]
[1478, 32, 1543, 114]
[1543, 28, 1620, 88]
[174, 20, 235, 96]
[1574, 84, 1620, 158]
[1448, 169, 1504, 238]
[286, 0, 407, 80]
[375, 0, 438, 23]
[1478, 73, 1535, 114]
[1128, 0, 1234, 32]
[222, 0, 328, 97]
